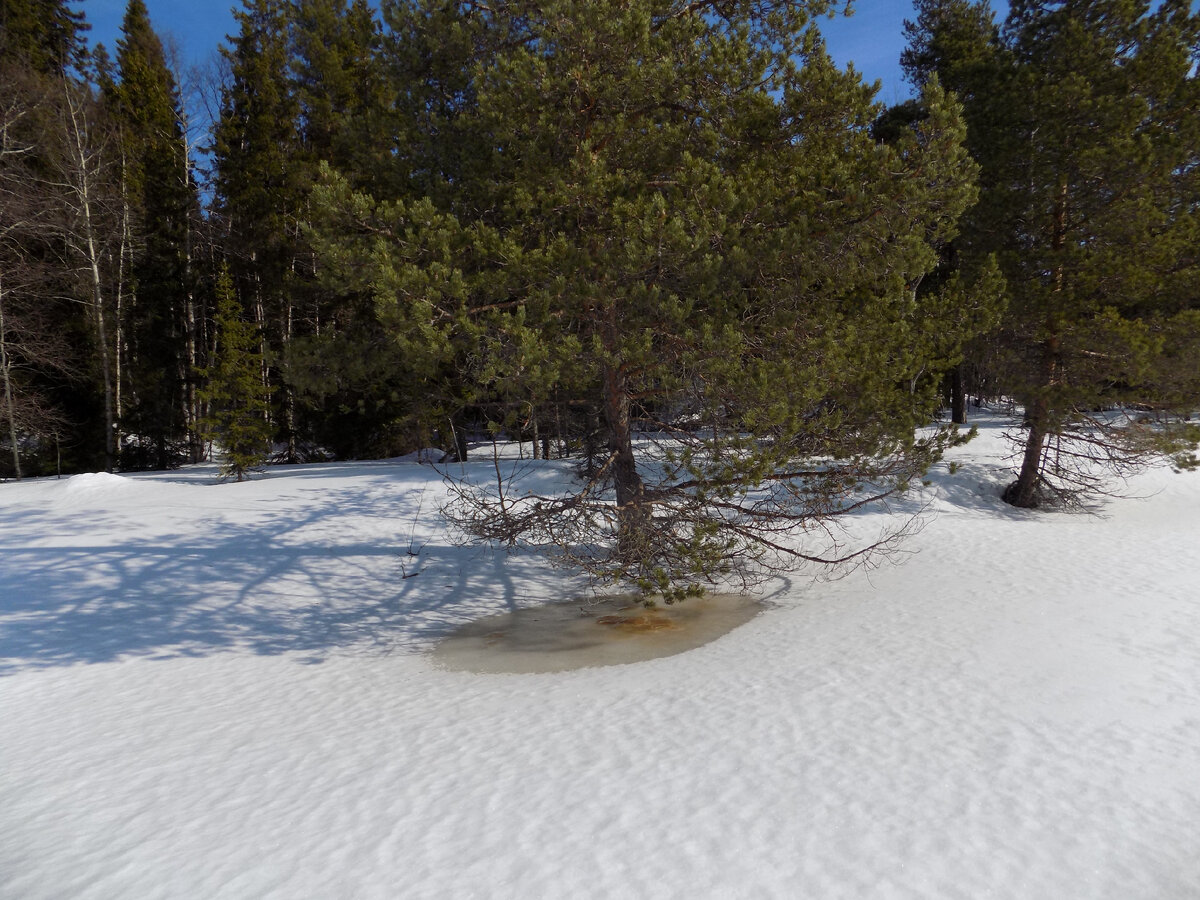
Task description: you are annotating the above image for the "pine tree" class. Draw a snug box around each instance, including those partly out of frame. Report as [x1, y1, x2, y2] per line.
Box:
[898, 0, 1009, 424]
[987, 0, 1200, 507]
[199, 267, 272, 481]
[312, 0, 989, 593]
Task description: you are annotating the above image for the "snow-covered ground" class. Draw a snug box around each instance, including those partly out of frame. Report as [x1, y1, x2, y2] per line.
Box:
[3, 416, 1199, 899]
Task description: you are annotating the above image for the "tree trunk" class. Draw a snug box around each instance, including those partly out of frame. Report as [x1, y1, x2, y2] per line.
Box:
[183, 218, 199, 463]
[282, 300, 297, 464]
[91, 265, 115, 472]
[116, 150, 132, 440]
[178, 105, 202, 464]
[950, 363, 967, 424]
[1007, 332, 1060, 508]
[0, 287, 22, 479]
[1008, 177, 1070, 509]
[453, 414, 469, 462]
[603, 364, 649, 562]
[62, 84, 116, 472]
[1008, 403, 1049, 507]
[250, 266, 272, 442]
[554, 401, 565, 459]
[584, 404, 602, 477]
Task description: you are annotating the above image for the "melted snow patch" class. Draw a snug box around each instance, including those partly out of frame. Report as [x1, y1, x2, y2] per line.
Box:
[434, 593, 763, 673]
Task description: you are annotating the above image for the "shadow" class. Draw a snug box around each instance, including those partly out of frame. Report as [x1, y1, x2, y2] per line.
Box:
[0, 466, 582, 675]
[5, 415, 1059, 675]
[921, 412, 1117, 518]
[127, 456, 446, 486]
[922, 458, 1029, 519]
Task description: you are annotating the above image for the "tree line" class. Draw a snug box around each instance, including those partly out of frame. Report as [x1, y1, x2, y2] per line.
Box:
[2, 0, 1197, 588]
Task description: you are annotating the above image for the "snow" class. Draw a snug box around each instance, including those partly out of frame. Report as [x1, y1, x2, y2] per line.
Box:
[3, 416, 1199, 899]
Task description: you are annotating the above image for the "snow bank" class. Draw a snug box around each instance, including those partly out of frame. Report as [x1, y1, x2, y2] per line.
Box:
[60, 471, 133, 496]
[395, 447, 449, 464]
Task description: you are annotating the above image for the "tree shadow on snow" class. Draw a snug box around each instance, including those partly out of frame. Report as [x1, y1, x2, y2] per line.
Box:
[0, 474, 582, 675]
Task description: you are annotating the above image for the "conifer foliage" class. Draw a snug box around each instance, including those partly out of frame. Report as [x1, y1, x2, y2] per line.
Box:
[211, 0, 303, 461]
[903, 0, 1200, 507]
[108, 0, 198, 470]
[0, 0, 89, 75]
[995, 0, 1200, 506]
[199, 267, 272, 481]
[1, 0, 104, 477]
[311, 0, 989, 592]
[3, 0, 1198, 592]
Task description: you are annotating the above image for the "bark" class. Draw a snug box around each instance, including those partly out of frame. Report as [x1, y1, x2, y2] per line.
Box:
[183, 208, 199, 462]
[602, 363, 649, 561]
[0, 286, 22, 479]
[1007, 390, 1050, 507]
[62, 85, 116, 471]
[1007, 179, 1069, 508]
[453, 414, 469, 461]
[950, 363, 967, 424]
[583, 404, 602, 476]
[282, 299, 297, 463]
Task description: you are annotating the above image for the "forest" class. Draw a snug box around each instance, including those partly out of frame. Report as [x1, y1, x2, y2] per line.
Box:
[1, 0, 1198, 590]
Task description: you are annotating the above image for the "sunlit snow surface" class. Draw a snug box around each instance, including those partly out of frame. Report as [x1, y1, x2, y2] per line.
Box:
[3, 416, 1199, 899]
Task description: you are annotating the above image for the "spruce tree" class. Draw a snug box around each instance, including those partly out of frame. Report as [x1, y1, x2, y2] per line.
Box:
[312, 0, 989, 593]
[0, 0, 89, 75]
[291, 0, 388, 194]
[902, 0, 1001, 92]
[199, 267, 272, 481]
[283, 0, 417, 457]
[213, 0, 306, 462]
[108, 0, 197, 470]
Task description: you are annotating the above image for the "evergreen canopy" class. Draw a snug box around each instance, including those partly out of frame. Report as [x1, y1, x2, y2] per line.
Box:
[904, 0, 1200, 506]
[312, 0, 992, 593]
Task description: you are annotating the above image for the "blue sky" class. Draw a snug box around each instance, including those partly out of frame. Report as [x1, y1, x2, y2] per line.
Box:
[77, 0, 1010, 104]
